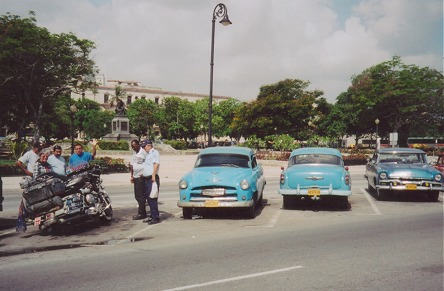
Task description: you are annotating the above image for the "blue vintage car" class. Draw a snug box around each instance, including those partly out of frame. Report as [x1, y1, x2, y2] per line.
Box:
[365, 148, 443, 201]
[177, 147, 266, 219]
[278, 147, 352, 209]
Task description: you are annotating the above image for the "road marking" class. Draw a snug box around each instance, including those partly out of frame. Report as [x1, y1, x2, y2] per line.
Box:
[246, 208, 282, 228]
[361, 188, 382, 215]
[163, 265, 303, 290]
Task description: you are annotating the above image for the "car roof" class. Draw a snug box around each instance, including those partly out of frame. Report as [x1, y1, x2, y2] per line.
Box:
[376, 147, 425, 154]
[199, 146, 254, 156]
[290, 147, 342, 158]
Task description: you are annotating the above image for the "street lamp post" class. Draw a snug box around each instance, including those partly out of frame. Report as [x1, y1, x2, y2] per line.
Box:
[375, 118, 380, 149]
[70, 104, 77, 154]
[208, 3, 232, 147]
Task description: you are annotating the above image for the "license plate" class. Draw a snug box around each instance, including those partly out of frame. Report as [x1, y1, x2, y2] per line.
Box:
[34, 216, 41, 226]
[204, 200, 220, 207]
[405, 184, 417, 190]
[308, 189, 320, 196]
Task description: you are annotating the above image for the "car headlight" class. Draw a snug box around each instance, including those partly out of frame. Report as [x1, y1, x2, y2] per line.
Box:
[179, 180, 188, 189]
[240, 179, 249, 190]
[435, 174, 442, 182]
[379, 172, 387, 179]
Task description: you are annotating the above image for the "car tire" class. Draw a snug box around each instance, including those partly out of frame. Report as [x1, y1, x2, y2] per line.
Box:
[183, 208, 193, 219]
[428, 191, 439, 202]
[246, 202, 256, 219]
[367, 181, 375, 193]
[377, 189, 388, 201]
[282, 195, 292, 209]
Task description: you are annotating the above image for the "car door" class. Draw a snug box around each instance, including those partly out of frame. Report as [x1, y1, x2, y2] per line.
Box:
[365, 152, 378, 188]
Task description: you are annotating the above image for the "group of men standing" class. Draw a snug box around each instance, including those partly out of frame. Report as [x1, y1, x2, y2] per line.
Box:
[130, 139, 160, 225]
[15, 138, 162, 231]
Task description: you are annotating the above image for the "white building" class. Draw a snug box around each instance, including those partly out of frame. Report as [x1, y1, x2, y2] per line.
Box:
[72, 75, 232, 109]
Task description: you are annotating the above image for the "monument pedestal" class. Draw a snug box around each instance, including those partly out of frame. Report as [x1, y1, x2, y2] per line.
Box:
[102, 117, 138, 143]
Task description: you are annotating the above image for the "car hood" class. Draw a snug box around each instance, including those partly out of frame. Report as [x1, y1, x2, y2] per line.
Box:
[184, 167, 251, 187]
[285, 164, 346, 188]
[378, 163, 439, 179]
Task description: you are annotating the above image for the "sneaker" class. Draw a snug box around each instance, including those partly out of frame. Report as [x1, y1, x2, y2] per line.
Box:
[148, 219, 160, 225]
[142, 217, 153, 223]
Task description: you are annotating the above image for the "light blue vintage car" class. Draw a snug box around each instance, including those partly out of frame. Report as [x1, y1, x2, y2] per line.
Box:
[278, 147, 352, 209]
[365, 148, 443, 201]
[177, 147, 266, 219]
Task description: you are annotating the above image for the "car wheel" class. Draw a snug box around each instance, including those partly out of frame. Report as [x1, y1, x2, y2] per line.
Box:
[257, 193, 263, 207]
[367, 181, 375, 193]
[376, 189, 387, 201]
[428, 191, 439, 202]
[183, 208, 193, 219]
[246, 202, 256, 219]
[282, 196, 292, 209]
[337, 196, 350, 210]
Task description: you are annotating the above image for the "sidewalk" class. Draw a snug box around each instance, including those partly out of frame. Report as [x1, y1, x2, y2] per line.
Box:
[2, 153, 288, 191]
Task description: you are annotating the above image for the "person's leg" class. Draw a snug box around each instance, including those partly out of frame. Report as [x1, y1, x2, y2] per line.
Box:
[133, 177, 146, 219]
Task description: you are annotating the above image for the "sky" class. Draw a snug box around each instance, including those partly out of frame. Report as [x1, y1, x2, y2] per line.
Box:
[2, 0, 443, 103]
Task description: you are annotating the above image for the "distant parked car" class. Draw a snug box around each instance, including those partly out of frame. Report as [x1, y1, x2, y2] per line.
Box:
[278, 147, 352, 209]
[365, 148, 443, 201]
[177, 147, 266, 219]
[432, 153, 444, 174]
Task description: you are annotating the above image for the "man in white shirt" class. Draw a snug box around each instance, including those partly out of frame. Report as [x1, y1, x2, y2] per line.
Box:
[130, 139, 147, 220]
[16, 142, 42, 177]
[47, 145, 66, 176]
[141, 139, 160, 225]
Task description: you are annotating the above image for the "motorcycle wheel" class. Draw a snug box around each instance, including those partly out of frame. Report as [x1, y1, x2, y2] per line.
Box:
[99, 193, 113, 224]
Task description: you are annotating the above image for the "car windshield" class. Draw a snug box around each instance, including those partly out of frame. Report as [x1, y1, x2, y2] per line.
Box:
[378, 152, 427, 164]
[195, 154, 250, 168]
[289, 154, 342, 166]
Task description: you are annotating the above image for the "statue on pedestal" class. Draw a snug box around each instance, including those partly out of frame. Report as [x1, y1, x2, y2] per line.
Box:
[115, 98, 126, 117]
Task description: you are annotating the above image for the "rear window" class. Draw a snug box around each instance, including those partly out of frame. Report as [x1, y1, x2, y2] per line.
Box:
[195, 154, 250, 168]
[289, 154, 342, 167]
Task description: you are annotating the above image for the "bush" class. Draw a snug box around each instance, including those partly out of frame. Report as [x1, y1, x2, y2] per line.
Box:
[164, 140, 187, 150]
[97, 140, 129, 151]
[343, 154, 368, 166]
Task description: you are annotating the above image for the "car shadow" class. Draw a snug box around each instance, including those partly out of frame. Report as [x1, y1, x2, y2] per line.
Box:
[282, 197, 351, 211]
[367, 188, 441, 202]
[186, 200, 266, 220]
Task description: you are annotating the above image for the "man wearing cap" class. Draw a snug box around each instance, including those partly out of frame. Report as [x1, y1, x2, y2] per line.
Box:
[141, 139, 161, 225]
[129, 139, 148, 220]
[16, 142, 42, 177]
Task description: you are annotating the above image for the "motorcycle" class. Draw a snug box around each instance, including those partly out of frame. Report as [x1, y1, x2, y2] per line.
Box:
[20, 161, 113, 232]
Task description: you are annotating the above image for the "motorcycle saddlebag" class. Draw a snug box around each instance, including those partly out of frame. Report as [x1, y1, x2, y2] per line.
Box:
[23, 178, 66, 205]
[25, 196, 64, 214]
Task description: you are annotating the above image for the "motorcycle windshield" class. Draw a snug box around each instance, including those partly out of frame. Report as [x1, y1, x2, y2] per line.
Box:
[66, 160, 90, 175]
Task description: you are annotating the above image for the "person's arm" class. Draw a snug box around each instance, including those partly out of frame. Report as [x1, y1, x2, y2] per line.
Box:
[152, 163, 159, 182]
[16, 160, 32, 176]
[91, 139, 98, 157]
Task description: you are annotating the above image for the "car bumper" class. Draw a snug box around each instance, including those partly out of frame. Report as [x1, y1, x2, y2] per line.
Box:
[177, 200, 254, 208]
[376, 184, 444, 191]
[278, 188, 352, 196]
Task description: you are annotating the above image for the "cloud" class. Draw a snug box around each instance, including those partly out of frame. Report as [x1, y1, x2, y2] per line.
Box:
[1, 0, 442, 103]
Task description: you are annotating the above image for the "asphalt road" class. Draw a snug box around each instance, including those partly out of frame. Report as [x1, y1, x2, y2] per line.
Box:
[0, 166, 443, 290]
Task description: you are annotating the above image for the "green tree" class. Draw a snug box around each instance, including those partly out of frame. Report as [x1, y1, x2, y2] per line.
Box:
[233, 79, 324, 139]
[347, 56, 443, 145]
[127, 98, 158, 138]
[0, 12, 97, 142]
[157, 97, 196, 140]
[212, 98, 242, 139]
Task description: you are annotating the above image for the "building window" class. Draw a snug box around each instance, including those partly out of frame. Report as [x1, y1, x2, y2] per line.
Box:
[155, 97, 159, 104]
[127, 95, 132, 105]
[104, 93, 109, 103]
